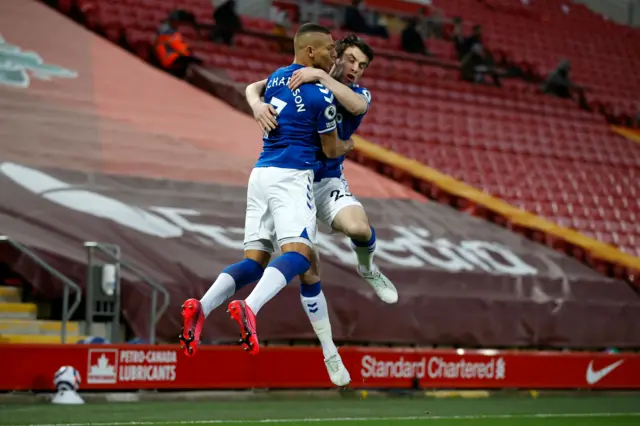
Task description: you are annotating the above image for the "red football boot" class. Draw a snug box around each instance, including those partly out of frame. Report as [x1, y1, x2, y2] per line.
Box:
[179, 298, 204, 357]
[227, 300, 259, 355]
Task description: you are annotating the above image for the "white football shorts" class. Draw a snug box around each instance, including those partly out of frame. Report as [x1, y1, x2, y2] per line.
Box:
[243, 167, 317, 253]
[314, 175, 363, 228]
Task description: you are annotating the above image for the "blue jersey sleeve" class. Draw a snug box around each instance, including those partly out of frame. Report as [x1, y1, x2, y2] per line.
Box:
[315, 85, 372, 181]
[335, 85, 372, 141]
[310, 83, 338, 134]
[353, 85, 372, 113]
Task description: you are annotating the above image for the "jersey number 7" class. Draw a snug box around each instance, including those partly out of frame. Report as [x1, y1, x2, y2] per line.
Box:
[264, 96, 287, 138]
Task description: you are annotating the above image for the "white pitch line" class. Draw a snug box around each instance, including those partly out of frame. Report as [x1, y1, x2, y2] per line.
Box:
[11, 412, 640, 426]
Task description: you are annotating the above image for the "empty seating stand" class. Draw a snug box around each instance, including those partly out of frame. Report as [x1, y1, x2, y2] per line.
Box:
[58, 0, 640, 258]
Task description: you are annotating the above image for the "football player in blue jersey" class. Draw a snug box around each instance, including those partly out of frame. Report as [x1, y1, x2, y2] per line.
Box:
[180, 24, 353, 361]
[244, 35, 398, 386]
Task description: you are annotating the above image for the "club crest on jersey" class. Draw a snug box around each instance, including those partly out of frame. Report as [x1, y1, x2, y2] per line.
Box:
[324, 105, 337, 120]
[361, 89, 372, 103]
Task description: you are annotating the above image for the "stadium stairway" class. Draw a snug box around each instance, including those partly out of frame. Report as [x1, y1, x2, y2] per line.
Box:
[0, 286, 84, 344]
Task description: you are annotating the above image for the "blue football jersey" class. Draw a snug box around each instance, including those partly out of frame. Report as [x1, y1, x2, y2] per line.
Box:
[315, 84, 372, 181]
[255, 64, 338, 171]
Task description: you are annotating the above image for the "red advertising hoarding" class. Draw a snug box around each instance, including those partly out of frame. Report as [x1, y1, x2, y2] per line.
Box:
[2, 344, 639, 391]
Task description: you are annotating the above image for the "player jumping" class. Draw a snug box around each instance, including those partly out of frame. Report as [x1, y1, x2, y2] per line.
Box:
[243, 35, 398, 386]
[246, 35, 397, 306]
[248, 35, 397, 299]
[180, 24, 351, 362]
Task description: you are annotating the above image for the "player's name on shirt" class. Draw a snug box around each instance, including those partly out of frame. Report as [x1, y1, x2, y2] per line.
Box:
[266, 76, 292, 89]
[267, 76, 308, 113]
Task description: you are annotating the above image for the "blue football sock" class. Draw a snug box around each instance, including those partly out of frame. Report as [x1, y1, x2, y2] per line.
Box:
[200, 259, 264, 317]
[245, 252, 310, 314]
[350, 226, 376, 272]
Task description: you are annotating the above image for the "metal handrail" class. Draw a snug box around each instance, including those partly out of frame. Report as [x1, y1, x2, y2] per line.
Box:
[0, 236, 82, 343]
[84, 242, 170, 344]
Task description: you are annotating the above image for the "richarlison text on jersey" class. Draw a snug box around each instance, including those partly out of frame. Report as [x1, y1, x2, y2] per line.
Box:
[266, 76, 306, 112]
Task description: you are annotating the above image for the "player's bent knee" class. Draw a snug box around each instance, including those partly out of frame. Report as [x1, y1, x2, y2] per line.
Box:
[332, 206, 371, 240]
[244, 250, 271, 269]
[343, 220, 371, 241]
[299, 248, 320, 283]
[300, 270, 321, 285]
[281, 242, 313, 260]
[309, 249, 321, 273]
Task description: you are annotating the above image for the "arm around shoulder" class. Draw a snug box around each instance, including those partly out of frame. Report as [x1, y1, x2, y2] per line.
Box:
[245, 79, 268, 107]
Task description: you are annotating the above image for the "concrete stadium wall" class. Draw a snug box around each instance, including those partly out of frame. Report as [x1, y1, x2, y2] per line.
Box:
[573, 0, 640, 26]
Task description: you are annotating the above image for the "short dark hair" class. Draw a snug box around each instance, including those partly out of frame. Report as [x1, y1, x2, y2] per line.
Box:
[335, 34, 374, 64]
[295, 23, 331, 38]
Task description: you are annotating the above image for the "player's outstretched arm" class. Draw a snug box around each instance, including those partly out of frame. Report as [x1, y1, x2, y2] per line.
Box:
[245, 79, 278, 132]
[317, 73, 368, 116]
[245, 79, 267, 106]
[289, 68, 368, 116]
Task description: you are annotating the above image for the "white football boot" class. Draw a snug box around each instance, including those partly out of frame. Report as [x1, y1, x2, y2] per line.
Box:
[324, 353, 351, 387]
[358, 265, 398, 304]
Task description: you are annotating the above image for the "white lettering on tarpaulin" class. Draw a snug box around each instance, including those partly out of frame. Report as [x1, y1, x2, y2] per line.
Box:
[427, 357, 506, 380]
[361, 355, 427, 379]
[151, 207, 537, 275]
[0, 163, 182, 238]
[360, 354, 507, 381]
[0, 34, 78, 88]
[119, 350, 177, 364]
[151, 207, 245, 250]
[118, 350, 177, 382]
[0, 162, 539, 276]
[84, 348, 178, 384]
[460, 241, 538, 276]
[119, 365, 177, 382]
